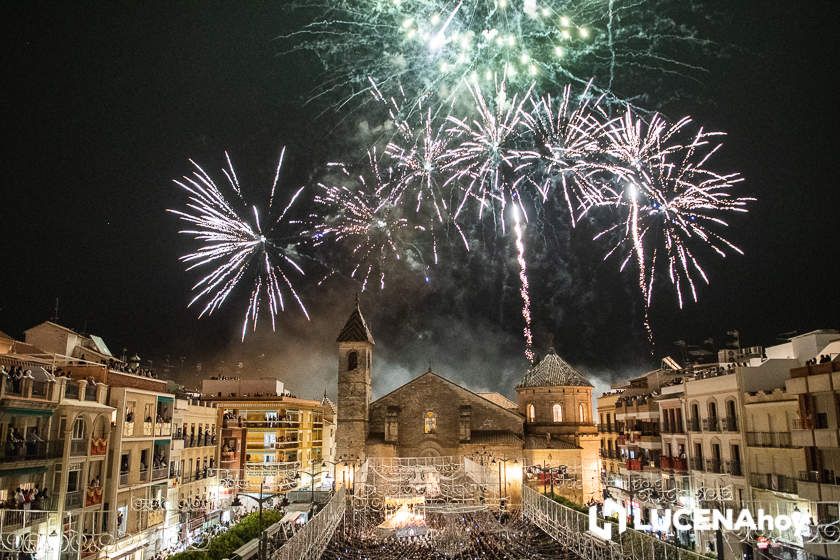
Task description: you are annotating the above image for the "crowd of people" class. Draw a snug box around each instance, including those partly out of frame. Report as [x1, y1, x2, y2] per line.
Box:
[805, 354, 837, 366]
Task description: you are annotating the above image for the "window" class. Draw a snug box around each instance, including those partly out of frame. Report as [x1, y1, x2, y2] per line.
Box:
[72, 417, 85, 439]
[578, 403, 586, 423]
[459, 406, 472, 441]
[347, 351, 358, 371]
[423, 411, 437, 434]
[552, 404, 563, 423]
[385, 407, 399, 442]
[527, 404, 535, 422]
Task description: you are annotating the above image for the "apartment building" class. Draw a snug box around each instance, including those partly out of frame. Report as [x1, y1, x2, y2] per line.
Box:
[163, 398, 220, 545]
[1, 332, 115, 558]
[596, 390, 622, 475]
[202, 377, 335, 495]
[783, 333, 840, 560]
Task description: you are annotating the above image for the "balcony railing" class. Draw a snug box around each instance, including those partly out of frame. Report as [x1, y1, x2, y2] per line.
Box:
[687, 418, 701, 432]
[31, 380, 50, 398]
[705, 459, 722, 473]
[84, 384, 98, 401]
[625, 458, 643, 471]
[720, 417, 738, 432]
[746, 431, 793, 448]
[750, 473, 798, 493]
[723, 460, 742, 476]
[70, 439, 88, 456]
[0, 440, 62, 461]
[119, 472, 129, 486]
[690, 458, 704, 471]
[64, 382, 80, 400]
[702, 418, 720, 432]
[65, 491, 82, 509]
[90, 437, 107, 455]
[799, 470, 840, 485]
[152, 467, 169, 481]
[139, 469, 149, 482]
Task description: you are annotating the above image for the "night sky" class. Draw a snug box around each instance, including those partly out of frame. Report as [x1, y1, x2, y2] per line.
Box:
[3, 2, 838, 399]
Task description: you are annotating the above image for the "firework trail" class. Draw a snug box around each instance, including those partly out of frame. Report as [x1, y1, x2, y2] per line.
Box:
[444, 79, 531, 231]
[512, 204, 534, 362]
[168, 149, 309, 340]
[595, 108, 751, 327]
[310, 151, 425, 291]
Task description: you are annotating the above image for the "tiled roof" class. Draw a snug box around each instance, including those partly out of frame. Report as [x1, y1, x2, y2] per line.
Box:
[517, 349, 592, 388]
[478, 392, 519, 410]
[336, 303, 375, 344]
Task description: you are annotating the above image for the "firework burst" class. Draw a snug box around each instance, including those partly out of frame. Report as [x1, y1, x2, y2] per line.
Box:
[444, 79, 531, 230]
[517, 81, 609, 224]
[311, 152, 425, 291]
[595, 109, 752, 315]
[169, 149, 309, 340]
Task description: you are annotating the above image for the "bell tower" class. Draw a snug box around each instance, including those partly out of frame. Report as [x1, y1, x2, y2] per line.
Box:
[335, 297, 374, 462]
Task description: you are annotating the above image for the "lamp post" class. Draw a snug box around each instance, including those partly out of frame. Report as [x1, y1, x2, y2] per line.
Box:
[490, 456, 518, 519]
[296, 459, 320, 514]
[229, 480, 285, 560]
[322, 460, 341, 492]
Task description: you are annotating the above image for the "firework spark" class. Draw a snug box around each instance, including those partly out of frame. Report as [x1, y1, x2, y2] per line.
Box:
[169, 149, 309, 340]
[311, 152, 424, 291]
[517, 81, 609, 224]
[282, 0, 716, 111]
[595, 108, 751, 315]
[444, 79, 531, 230]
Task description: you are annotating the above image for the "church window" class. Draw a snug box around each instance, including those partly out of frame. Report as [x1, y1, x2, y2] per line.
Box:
[578, 403, 586, 422]
[424, 411, 437, 434]
[386, 407, 399, 442]
[552, 404, 563, 423]
[347, 351, 358, 371]
[527, 404, 535, 422]
[459, 406, 472, 441]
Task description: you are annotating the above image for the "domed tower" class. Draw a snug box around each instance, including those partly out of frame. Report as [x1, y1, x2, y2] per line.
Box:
[335, 299, 374, 462]
[516, 348, 600, 502]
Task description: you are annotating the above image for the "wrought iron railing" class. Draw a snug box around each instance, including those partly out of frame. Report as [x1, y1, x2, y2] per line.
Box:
[271, 488, 345, 560]
[522, 486, 706, 560]
[746, 431, 793, 447]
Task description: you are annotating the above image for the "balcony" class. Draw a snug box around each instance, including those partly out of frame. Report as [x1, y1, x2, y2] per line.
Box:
[660, 456, 688, 471]
[220, 450, 238, 462]
[154, 421, 172, 437]
[0, 440, 61, 461]
[119, 472, 129, 486]
[750, 473, 798, 493]
[122, 421, 135, 437]
[723, 460, 743, 476]
[65, 491, 82, 509]
[704, 459, 722, 473]
[84, 384, 98, 402]
[90, 437, 107, 456]
[746, 431, 793, 448]
[85, 486, 104, 507]
[138, 469, 149, 482]
[64, 382, 80, 400]
[143, 422, 154, 436]
[720, 417, 738, 432]
[70, 439, 88, 456]
[798, 470, 840, 501]
[702, 418, 721, 432]
[625, 458, 643, 471]
[690, 458, 705, 471]
[152, 467, 169, 481]
[687, 418, 701, 432]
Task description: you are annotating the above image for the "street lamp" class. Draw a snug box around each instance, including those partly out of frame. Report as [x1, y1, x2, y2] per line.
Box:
[229, 479, 286, 560]
[296, 459, 321, 513]
[490, 456, 518, 518]
[322, 460, 341, 491]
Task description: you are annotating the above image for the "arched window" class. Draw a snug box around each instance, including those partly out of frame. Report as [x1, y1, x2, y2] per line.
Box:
[578, 403, 586, 423]
[347, 351, 358, 371]
[552, 404, 563, 423]
[527, 404, 536, 422]
[423, 411, 437, 434]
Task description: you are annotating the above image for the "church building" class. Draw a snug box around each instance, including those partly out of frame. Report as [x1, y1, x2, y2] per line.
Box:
[334, 301, 601, 502]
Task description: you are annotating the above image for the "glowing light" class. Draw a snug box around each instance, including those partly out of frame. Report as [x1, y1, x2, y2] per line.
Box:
[168, 148, 309, 340]
[512, 204, 534, 362]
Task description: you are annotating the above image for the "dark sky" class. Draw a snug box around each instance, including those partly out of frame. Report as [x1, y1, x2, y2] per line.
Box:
[3, 2, 838, 399]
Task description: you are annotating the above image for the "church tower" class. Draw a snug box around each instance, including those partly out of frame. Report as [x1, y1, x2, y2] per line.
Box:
[335, 298, 374, 462]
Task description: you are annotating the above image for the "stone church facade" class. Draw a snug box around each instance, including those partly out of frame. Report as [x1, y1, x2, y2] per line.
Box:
[334, 302, 601, 501]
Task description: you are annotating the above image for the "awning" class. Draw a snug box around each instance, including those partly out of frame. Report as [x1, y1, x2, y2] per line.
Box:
[154, 439, 170, 446]
[0, 466, 48, 476]
[0, 407, 54, 417]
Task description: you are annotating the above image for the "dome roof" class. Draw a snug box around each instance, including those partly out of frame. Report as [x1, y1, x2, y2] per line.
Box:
[517, 349, 592, 388]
